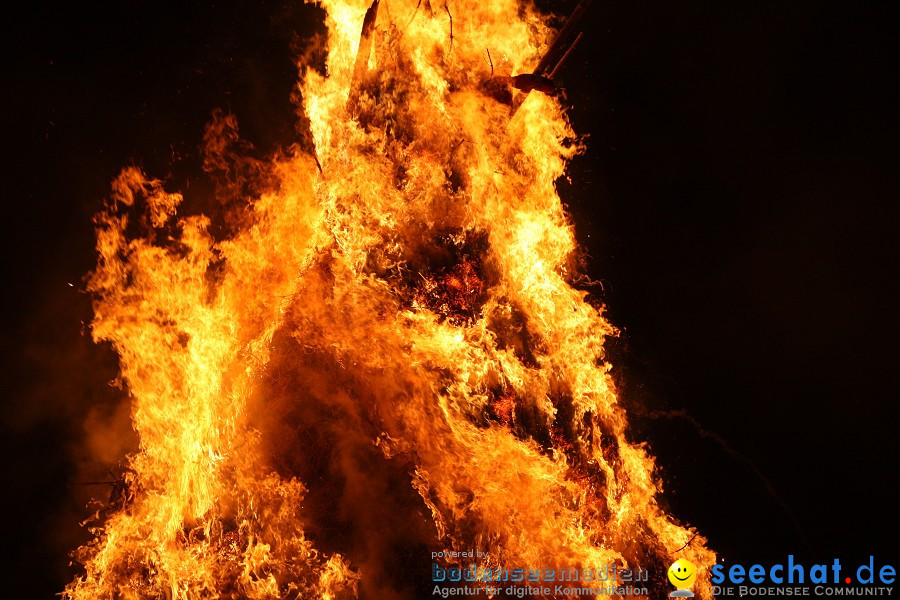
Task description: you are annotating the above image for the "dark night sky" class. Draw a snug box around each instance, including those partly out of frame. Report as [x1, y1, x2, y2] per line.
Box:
[2, 0, 898, 597]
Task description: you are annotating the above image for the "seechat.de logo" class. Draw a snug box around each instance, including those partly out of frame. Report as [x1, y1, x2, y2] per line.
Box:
[668, 559, 698, 598]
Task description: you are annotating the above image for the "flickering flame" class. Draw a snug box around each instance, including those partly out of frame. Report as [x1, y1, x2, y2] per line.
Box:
[66, 0, 716, 597]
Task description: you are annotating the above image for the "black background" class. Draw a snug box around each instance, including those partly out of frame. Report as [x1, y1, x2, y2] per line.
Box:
[2, 0, 898, 597]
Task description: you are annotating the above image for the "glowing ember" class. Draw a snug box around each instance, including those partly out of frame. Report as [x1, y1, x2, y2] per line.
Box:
[66, 0, 715, 597]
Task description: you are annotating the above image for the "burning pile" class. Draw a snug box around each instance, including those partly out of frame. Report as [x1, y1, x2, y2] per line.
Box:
[66, 0, 715, 597]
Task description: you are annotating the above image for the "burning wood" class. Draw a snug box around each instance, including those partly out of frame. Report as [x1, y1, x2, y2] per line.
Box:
[511, 0, 593, 112]
[347, 0, 381, 112]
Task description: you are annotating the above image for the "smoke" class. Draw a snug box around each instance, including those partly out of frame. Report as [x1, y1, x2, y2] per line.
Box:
[251, 329, 438, 599]
[0, 276, 135, 595]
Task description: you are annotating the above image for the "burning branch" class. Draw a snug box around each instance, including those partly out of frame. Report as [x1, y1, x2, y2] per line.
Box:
[347, 0, 381, 111]
[511, 0, 593, 113]
[548, 31, 583, 79]
[445, 1, 454, 55]
[675, 532, 699, 553]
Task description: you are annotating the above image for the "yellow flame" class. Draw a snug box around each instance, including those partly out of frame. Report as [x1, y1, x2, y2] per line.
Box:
[66, 0, 715, 598]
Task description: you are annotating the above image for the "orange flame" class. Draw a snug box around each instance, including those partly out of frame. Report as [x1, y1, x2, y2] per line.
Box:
[66, 0, 715, 597]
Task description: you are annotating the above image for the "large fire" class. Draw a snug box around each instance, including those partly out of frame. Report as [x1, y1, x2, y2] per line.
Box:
[65, 0, 715, 597]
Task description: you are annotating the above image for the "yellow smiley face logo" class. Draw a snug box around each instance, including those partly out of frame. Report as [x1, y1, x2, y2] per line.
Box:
[668, 558, 697, 589]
